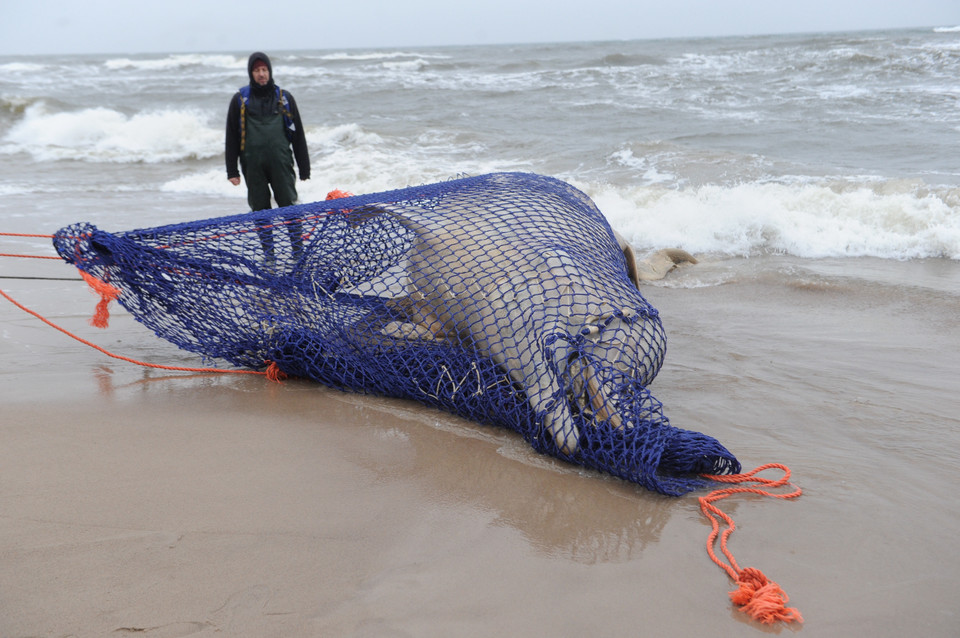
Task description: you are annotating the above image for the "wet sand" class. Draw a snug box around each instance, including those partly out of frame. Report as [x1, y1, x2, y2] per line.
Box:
[2, 256, 959, 637]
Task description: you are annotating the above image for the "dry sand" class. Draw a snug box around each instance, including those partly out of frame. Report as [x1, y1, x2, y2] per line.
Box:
[2, 256, 959, 637]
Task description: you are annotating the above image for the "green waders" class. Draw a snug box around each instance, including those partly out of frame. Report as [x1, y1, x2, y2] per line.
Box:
[240, 111, 302, 258]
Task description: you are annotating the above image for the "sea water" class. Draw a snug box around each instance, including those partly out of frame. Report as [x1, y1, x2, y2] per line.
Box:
[1, 27, 958, 269]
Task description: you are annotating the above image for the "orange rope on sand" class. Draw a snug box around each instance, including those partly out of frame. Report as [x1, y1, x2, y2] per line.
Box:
[699, 463, 803, 624]
[1, 232, 59, 259]
[0, 285, 284, 381]
[2, 229, 291, 381]
[0, 253, 62, 259]
[0, 232, 55, 238]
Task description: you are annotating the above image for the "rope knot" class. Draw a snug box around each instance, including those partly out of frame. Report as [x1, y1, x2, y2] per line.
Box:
[264, 360, 288, 383]
[731, 567, 803, 624]
[80, 270, 121, 328]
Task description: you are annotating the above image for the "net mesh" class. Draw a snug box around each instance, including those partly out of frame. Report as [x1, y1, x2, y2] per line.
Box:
[54, 172, 739, 495]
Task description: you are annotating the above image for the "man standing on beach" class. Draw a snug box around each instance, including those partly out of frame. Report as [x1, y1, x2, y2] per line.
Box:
[225, 51, 310, 256]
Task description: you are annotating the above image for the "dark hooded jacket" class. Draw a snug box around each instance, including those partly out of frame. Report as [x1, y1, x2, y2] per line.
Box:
[225, 52, 310, 181]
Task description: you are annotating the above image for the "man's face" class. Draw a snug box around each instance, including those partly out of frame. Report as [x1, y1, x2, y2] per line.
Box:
[252, 63, 270, 86]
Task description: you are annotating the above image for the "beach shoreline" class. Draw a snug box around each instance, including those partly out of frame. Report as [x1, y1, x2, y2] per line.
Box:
[3, 255, 958, 636]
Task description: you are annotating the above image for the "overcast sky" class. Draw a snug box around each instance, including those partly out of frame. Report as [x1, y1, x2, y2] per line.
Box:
[2, 0, 958, 56]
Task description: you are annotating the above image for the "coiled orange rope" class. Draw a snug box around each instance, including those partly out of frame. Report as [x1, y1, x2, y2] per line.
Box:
[699, 463, 803, 624]
[325, 188, 354, 200]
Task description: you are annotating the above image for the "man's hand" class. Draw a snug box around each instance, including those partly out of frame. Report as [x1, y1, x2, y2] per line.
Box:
[229, 177, 241, 186]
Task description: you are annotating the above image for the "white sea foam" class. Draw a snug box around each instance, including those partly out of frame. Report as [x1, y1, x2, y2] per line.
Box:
[162, 120, 516, 205]
[164, 147, 960, 263]
[1, 103, 221, 163]
[592, 180, 960, 260]
[0, 183, 29, 196]
[319, 51, 450, 62]
[162, 168, 244, 197]
[382, 59, 431, 72]
[0, 62, 47, 73]
[104, 54, 243, 71]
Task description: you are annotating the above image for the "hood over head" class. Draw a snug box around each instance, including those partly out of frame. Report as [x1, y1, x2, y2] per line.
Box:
[247, 52, 275, 93]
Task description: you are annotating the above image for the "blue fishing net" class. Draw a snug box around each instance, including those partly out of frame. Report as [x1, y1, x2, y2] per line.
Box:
[53, 172, 739, 495]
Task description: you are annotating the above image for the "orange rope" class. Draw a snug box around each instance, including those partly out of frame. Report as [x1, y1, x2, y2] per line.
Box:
[79, 270, 121, 328]
[699, 463, 803, 624]
[0, 253, 61, 259]
[2, 222, 344, 378]
[0, 285, 284, 381]
[1, 232, 59, 259]
[0, 232, 55, 238]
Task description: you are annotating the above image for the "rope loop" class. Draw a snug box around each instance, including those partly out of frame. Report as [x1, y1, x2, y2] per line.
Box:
[699, 463, 803, 624]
